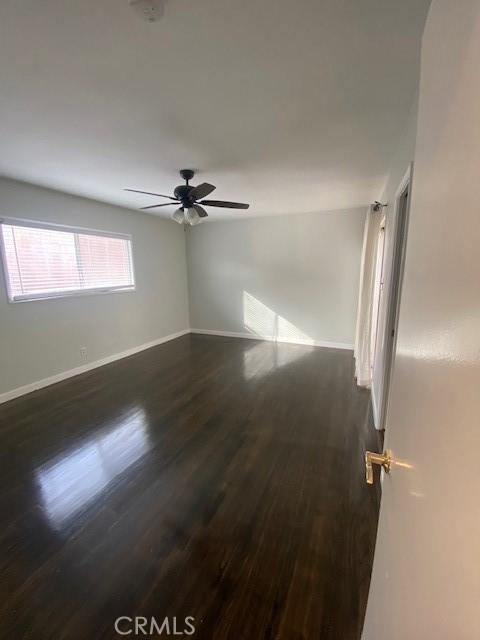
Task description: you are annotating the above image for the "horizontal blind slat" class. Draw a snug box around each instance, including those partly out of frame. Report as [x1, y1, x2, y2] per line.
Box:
[1, 223, 134, 301]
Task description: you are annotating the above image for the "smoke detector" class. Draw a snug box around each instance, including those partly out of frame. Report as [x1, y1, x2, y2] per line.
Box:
[129, 0, 166, 22]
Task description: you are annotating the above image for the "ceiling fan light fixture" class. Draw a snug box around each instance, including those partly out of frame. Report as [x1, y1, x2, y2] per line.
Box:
[172, 208, 185, 224]
[185, 208, 201, 226]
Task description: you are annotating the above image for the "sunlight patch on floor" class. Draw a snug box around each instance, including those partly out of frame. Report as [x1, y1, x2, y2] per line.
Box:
[242, 340, 313, 380]
[242, 291, 315, 380]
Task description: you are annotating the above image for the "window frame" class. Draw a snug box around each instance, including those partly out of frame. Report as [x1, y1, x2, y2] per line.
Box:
[0, 217, 136, 303]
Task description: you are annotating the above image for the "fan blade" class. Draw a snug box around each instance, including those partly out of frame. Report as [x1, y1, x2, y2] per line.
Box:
[189, 183, 216, 201]
[140, 202, 178, 210]
[124, 188, 178, 201]
[193, 204, 208, 218]
[200, 200, 249, 209]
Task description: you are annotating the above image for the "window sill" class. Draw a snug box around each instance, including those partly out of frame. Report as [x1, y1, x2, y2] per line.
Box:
[8, 286, 136, 304]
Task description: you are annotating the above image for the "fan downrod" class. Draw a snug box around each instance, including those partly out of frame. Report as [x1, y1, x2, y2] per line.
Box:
[174, 169, 195, 202]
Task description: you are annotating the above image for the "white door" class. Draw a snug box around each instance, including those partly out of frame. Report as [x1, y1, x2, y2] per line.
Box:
[363, 2, 480, 638]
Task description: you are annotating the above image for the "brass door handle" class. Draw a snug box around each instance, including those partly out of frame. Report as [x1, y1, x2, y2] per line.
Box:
[365, 449, 392, 485]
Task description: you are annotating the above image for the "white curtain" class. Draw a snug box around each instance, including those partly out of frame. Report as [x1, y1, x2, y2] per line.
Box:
[354, 206, 383, 387]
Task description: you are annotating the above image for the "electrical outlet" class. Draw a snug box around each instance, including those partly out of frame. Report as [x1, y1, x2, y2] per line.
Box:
[80, 347, 88, 361]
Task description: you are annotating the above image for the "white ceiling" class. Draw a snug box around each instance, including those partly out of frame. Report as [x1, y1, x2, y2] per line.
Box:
[0, 0, 430, 219]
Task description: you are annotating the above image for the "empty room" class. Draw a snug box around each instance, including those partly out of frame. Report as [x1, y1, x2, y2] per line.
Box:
[1, 1, 479, 639]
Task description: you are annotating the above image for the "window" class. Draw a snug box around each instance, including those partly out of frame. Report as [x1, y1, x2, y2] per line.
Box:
[0, 219, 135, 302]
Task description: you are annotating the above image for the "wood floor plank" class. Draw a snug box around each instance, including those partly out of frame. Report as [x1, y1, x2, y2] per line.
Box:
[0, 334, 381, 639]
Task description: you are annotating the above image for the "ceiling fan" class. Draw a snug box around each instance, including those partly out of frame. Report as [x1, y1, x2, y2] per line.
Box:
[125, 169, 250, 225]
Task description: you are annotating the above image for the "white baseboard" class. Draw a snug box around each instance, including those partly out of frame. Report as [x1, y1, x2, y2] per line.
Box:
[190, 328, 354, 351]
[0, 329, 190, 405]
[0, 327, 353, 405]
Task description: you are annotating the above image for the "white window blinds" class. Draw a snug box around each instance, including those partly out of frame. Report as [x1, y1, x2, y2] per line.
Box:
[0, 220, 135, 302]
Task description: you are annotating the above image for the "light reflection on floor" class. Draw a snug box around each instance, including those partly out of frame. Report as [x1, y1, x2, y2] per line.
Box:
[243, 340, 314, 381]
[35, 407, 150, 529]
[242, 291, 315, 380]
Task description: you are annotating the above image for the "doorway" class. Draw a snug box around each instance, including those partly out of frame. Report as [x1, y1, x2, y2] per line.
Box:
[374, 167, 412, 429]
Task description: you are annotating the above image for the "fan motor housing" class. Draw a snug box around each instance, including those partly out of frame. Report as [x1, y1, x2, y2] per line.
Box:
[174, 185, 192, 202]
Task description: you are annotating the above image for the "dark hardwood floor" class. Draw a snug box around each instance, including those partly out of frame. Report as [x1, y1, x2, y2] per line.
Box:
[0, 334, 381, 639]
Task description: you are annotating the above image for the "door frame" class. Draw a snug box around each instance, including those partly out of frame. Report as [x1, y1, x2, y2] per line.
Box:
[376, 163, 413, 430]
[370, 215, 386, 376]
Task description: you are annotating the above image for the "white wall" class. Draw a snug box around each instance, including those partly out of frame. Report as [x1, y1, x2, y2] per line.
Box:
[186, 209, 365, 348]
[371, 94, 419, 424]
[363, 1, 480, 636]
[0, 178, 190, 396]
